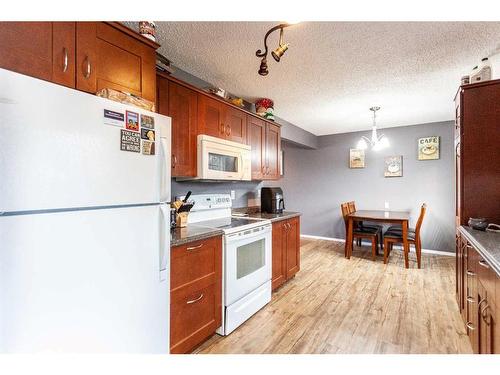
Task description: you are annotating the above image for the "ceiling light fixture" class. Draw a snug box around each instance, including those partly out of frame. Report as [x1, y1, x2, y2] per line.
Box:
[356, 106, 389, 151]
[256, 23, 295, 76]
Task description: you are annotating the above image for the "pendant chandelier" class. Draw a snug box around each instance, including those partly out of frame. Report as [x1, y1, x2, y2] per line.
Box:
[356, 106, 389, 151]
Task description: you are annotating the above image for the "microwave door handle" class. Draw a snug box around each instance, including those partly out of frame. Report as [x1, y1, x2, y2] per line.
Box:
[238, 153, 245, 180]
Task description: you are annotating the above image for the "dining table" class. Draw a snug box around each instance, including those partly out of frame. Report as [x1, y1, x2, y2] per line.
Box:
[345, 210, 412, 267]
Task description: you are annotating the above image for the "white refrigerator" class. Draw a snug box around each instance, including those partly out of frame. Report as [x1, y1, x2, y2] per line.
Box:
[0, 69, 171, 353]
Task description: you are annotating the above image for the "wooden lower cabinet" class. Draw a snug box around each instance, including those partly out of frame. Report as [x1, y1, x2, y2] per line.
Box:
[456, 231, 499, 354]
[272, 217, 300, 291]
[170, 236, 222, 354]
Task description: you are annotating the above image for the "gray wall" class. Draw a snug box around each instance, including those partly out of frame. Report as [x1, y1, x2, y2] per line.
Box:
[278, 121, 455, 252]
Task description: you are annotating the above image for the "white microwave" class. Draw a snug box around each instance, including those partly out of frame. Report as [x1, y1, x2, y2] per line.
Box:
[186, 134, 251, 181]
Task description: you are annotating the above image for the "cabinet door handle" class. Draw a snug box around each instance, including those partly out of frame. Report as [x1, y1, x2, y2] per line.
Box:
[478, 260, 490, 269]
[481, 303, 491, 323]
[466, 322, 475, 331]
[83, 55, 91, 78]
[466, 296, 475, 303]
[220, 123, 225, 135]
[187, 243, 203, 251]
[62, 47, 68, 73]
[466, 270, 475, 277]
[478, 297, 487, 312]
[172, 154, 176, 168]
[466, 244, 472, 248]
[186, 293, 204, 304]
[226, 125, 231, 136]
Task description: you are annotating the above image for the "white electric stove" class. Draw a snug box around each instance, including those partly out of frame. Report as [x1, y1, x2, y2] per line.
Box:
[180, 194, 272, 335]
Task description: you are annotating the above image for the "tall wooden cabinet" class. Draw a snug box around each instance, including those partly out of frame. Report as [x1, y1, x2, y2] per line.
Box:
[271, 217, 300, 291]
[455, 80, 500, 226]
[455, 80, 500, 354]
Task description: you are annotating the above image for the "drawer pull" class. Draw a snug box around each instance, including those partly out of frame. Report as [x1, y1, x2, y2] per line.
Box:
[187, 243, 203, 251]
[478, 260, 490, 269]
[186, 293, 204, 304]
[466, 270, 476, 277]
[466, 322, 475, 331]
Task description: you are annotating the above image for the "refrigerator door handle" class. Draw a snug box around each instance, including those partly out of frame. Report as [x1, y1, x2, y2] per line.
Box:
[159, 136, 170, 203]
[159, 204, 169, 282]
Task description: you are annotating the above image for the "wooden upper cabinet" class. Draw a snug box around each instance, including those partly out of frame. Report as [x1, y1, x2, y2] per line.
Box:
[0, 22, 75, 88]
[224, 106, 247, 143]
[285, 217, 300, 279]
[198, 94, 248, 143]
[76, 22, 158, 103]
[169, 81, 198, 177]
[198, 94, 225, 138]
[247, 116, 266, 180]
[265, 123, 281, 180]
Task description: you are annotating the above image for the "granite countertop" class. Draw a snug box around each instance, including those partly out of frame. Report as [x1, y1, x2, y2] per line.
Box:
[243, 211, 301, 223]
[460, 226, 500, 276]
[171, 225, 223, 247]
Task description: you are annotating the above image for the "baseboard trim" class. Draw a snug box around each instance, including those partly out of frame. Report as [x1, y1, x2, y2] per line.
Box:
[300, 234, 454, 257]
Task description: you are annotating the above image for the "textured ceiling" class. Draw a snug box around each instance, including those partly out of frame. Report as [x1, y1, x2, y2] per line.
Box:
[137, 22, 500, 135]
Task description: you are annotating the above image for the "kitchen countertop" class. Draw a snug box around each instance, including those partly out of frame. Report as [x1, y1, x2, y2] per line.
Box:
[171, 225, 224, 247]
[243, 211, 301, 223]
[459, 226, 500, 276]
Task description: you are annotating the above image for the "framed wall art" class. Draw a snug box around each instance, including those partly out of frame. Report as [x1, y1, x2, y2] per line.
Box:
[384, 155, 403, 177]
[349, 148, 365, 168]
[418, 136, 440, 160]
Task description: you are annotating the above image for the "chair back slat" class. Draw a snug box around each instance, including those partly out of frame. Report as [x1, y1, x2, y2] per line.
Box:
[415, 203, 427, 237]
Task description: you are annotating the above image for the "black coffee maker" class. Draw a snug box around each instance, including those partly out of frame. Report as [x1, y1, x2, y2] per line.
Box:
[261, 187, 285, 214]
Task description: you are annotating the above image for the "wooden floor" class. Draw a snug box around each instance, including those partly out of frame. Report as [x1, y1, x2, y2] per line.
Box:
[195, 238, 472, 354]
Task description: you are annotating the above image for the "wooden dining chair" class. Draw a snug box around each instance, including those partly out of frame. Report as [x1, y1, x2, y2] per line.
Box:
[341, 202, 381, 260]
[383, 203, 427, 269]
[348, 201, 383, 248]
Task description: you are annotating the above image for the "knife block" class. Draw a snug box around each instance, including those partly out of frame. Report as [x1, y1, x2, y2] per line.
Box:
[176, 212, 189, 228]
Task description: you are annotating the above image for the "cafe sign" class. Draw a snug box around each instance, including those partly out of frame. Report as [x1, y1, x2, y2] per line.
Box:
[418, 136, 440, 160]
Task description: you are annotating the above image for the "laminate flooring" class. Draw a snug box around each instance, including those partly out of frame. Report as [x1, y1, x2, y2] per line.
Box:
[196, 239, 472, 354]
